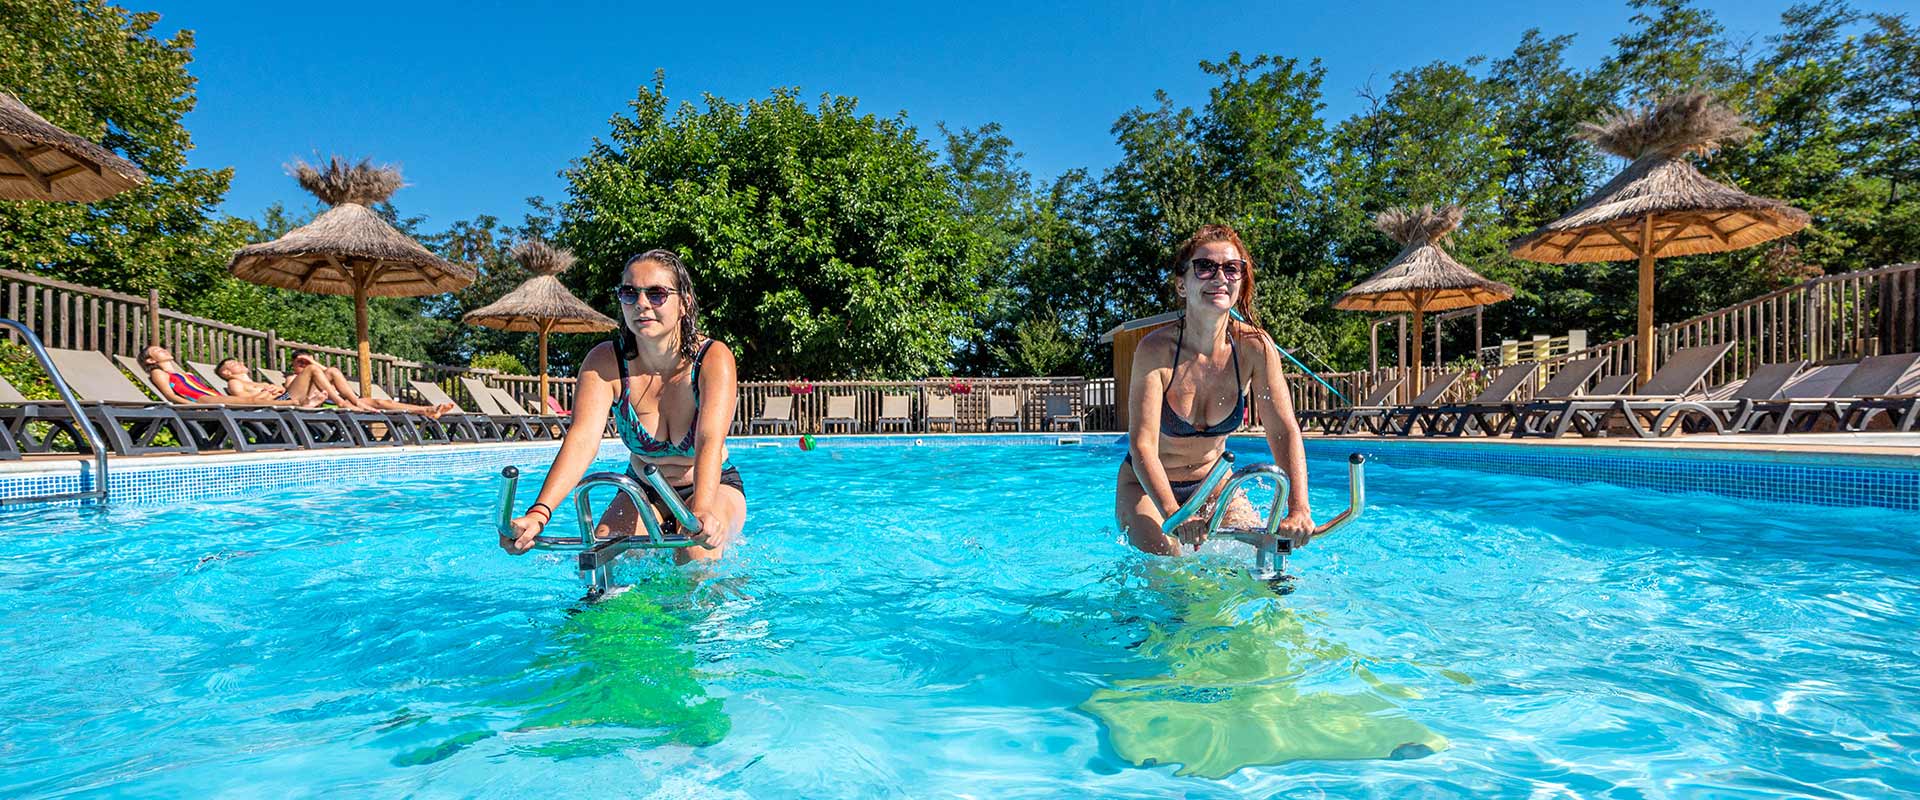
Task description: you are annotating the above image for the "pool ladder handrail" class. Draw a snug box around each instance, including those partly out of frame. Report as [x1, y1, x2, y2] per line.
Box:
[1159, 452, 1368, 579]
[0, 319, 108, 506]
[496, 464, 704, 595]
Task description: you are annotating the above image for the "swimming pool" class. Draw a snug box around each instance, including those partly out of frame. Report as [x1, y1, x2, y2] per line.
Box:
[3, 438, 1917, 797]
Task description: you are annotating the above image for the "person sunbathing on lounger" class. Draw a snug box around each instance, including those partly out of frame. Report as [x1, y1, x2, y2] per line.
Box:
[1116, 224, 1314, 556]
[215, 358, 353, 406]
[139, 346, 300, 407]
[282, 350, 454, 417]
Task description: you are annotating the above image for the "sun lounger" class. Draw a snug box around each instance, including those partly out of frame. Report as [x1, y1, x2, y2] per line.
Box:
[113, 353, 380, 451]
[1512, 343, 1734, 438]
[1733, 353, 1920, 434]
[1587, 372, 1636, 396]
[482, 384, 569, 437]
[1409, 362, 1549, 437]
[1365, 371, 1465, 435]
[821, 394, 860, 434]
[458, 377, 552, 441]
[1315, 377, 1404, 434]
[1043, 394, 1084, 431]
[545, 395, 570, 416]
[750, 395, 798, 435]
[987, 393, 1020, 431]
[0, 350, 196, 455]
[1838, 356, 1920, 432]
[876, 394, 914, 432]
[1610, 359, 1808, 437]
[410, 380, 505, 443]
[925, 394, 958, 432]
[0, 375, 25, 459]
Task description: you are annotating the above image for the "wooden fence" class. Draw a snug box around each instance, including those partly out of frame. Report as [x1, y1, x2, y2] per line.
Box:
[732, 377, 1103, 434]
[10, 259, 1917, 429]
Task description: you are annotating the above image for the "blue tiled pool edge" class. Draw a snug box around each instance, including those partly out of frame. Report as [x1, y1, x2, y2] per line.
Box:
[1301, 437, 1920, 512]
[0, 433, 1915, 512]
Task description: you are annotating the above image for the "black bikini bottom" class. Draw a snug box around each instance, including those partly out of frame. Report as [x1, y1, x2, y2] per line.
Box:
[626, 465, 746, 503]
[1121, 456, 1209, 505]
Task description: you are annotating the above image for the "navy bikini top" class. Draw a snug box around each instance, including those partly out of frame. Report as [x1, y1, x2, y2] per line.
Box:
[1161, 321, 1247, 438]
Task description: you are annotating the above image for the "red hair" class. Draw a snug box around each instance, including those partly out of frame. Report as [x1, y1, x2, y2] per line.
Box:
[1172, 223, 1259, 328]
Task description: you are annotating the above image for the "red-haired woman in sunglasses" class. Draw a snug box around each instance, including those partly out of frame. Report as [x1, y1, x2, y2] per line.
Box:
[501, 249, 746, 563]
[1115, 224, 1314, 556]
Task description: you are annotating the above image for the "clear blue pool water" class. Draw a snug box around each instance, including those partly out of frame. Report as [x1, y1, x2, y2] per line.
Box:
[3, 438, 1918, 798]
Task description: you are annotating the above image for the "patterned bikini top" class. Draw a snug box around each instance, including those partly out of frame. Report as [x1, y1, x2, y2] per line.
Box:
[614, 339, 715, 459]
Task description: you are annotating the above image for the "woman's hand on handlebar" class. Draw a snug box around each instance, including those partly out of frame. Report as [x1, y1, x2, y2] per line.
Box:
[501, 514, 545, 555]
[1276, 509, 1315, 550]
[690, 509, 723, 548]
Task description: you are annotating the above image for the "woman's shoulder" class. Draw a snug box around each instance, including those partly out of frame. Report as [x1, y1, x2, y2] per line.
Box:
[581, 341, 621, 376]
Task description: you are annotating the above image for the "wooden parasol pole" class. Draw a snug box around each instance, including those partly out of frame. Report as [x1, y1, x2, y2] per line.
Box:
[1410, 305, 1425, 395]
[1636, 213, 1656, 387]
[354, 272, 372, 398]
[538, 318, 553, 404]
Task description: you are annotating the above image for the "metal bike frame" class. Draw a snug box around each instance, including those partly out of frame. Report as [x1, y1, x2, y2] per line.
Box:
[497, 463, 705, 596]
[1161, 452, 1369, 579]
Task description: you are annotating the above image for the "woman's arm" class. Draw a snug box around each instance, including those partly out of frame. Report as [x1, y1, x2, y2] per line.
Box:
[503, 343, 620, 554]
[1127, 335, 1182, 518]
[1244, 327, 1314, 544]
[686, 341, 739, 545]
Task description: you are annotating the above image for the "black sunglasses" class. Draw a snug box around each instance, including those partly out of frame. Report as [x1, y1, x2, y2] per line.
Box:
[616, 284, 679, 306]
[1183, 258, 1248, 282]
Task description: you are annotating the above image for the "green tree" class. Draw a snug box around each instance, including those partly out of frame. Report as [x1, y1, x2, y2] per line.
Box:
[0, 0, 250, 301]
[559, 75, 993, 379]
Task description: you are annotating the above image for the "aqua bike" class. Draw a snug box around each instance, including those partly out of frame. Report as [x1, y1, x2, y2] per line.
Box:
[495, 465, 702, 597]
[1160, 453, 1368, 581]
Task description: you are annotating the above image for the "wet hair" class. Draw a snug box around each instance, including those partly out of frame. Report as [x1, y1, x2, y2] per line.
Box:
[615, 249, 701, 363]
[216, 358, 244, 376]
[1172, 223, 1260, 328]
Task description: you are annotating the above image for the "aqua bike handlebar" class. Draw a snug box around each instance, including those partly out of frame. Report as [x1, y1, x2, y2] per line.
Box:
[1158, 453, 1369, 579]
[496, 465, 705, 595]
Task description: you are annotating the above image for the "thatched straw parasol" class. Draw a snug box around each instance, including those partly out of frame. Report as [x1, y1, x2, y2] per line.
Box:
[463, 239, 616, 402]
[0, 91, 147, 202]
[229, 157, 475, 396]
[1509, 91, 1809, 385]
[1337, 205, 1513, 392]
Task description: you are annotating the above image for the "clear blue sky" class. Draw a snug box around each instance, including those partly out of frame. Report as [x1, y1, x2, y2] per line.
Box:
[145, 0, 1904, 229]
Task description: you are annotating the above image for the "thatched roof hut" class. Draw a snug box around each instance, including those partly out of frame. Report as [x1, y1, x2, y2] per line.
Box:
[228, 157, 475, 394]
[0, 91, 147, 202]
[1337, 205, 1513, 313]
[464, 240, 616, 401]
[464, 241, 615, 333]
[1509, 92, 1809, 384]
[1337, 205, 1511, 392]
[1509, 92, 1809, 263]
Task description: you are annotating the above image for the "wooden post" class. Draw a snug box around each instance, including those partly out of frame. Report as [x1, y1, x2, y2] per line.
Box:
[1410, 306, 1425, 395]
[353, 276, 372, 398]
[146, 288, 160, 347]
[266, 329, 279, 370]
[1637, 213, 1656, 387]
[538, 319, 552, 405]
